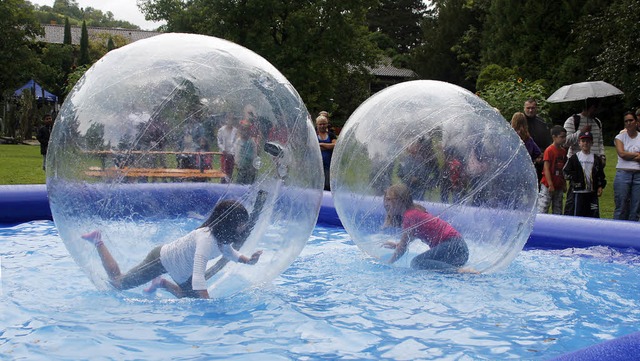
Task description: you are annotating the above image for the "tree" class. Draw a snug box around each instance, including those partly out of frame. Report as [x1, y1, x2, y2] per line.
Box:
[63, 17, 72, 44]
[138, 0, 380, 121]
[107, 37, 115, 51]
[480, 0, 577, 84]
[0, 0, 43, 94]
[89, 33, 129, 61]
[34, 2, 139, 29]
[410, 0, 478, 90]
[478, 77, 549, 121]
[571, 0, 640, 107]
[37, 43, 75, 100]
[79, 20, 90, 65]
[367, 0, 427, 54]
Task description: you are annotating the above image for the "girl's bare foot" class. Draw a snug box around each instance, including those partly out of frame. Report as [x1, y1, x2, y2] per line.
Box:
[81, 230, 102, 245]
[458, 267, 480, 274]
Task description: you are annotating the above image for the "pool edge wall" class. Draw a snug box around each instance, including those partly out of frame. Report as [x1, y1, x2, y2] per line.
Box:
[1, 184, 639, 360]
[3, 184, 638, 252]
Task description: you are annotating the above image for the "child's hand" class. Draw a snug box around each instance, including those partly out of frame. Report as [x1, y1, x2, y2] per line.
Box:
[247, 250, 263, 265]
[382, 241, 397, 249]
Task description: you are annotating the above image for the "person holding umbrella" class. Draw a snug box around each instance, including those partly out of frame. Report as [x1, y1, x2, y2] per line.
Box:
[547, 81, 623, 216]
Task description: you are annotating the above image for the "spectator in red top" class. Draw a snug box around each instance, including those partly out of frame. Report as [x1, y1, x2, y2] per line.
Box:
[538, 125, 568, 214]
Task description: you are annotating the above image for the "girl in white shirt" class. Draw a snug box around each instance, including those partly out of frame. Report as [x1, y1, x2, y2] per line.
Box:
[83, 198, 263, 299]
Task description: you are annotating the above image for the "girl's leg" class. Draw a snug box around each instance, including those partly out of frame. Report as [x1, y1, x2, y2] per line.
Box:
[144, 277, 183, 298]
[82, 230, 122, 280]
[83, 231, 166, 290]
[411, 238, 469, 270]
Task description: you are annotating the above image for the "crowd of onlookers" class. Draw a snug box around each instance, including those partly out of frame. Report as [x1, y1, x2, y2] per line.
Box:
[317, 98, 640, 222]
[512, 98, 639, 221]
[36, 97, 640, 222]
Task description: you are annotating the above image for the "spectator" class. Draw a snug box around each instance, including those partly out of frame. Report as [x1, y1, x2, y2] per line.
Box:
[176, 129, 197, 169]
[36, 114, 53, 170]
[538, 126, 568, 215]
[196, 136, 212, 170]
[511, 112, 542, 164]
[440, 147, 465, 204]
[397, 136, 439, 200]
[523, 98, 552, 183]
[612, 111, 640, 221]
[563, 131, 606, 217]
[235, 119, 257, 184]
[563, 98, 606, 216]
[217, 113, 238, 183]
[316, 115, 336, 191]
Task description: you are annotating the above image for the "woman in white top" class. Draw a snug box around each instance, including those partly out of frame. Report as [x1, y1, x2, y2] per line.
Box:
[613, 111, 640, 220]
[83, 198, 263, 298]
[217, 113, 238, 183]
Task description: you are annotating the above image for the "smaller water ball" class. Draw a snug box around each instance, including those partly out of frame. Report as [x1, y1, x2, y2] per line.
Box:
[330, 80, 538, 273]
[47, 33, 323, 298]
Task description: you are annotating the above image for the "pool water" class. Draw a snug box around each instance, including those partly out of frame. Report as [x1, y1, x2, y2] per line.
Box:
[1, 221, 639, 360]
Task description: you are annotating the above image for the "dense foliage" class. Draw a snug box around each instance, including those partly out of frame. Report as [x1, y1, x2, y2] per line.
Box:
[2, 0, 639, 137]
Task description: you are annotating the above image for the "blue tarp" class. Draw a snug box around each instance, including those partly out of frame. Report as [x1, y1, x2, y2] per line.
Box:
[13, 79, 58, 102]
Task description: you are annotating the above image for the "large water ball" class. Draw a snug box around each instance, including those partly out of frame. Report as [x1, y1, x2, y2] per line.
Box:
[330, 80, 538, 273]
[47, 33, 323, 298]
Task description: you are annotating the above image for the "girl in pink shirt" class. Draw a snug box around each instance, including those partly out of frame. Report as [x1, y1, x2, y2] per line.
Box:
[383, 184, 469, 270]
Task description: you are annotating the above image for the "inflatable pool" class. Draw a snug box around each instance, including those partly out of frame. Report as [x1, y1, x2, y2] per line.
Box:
[1, 184, 639, 360]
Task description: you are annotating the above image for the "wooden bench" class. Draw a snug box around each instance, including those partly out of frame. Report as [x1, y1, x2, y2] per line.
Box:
[85, 166, 226, 180]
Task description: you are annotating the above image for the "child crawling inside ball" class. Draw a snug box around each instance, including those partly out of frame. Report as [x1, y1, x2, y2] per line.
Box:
[382, 183, 469, 271]
[83, 195, 265, 299]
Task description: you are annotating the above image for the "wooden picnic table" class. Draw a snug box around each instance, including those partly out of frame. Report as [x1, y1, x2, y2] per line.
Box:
[83, 150, 226, 181]
[84, 166, 226, 180]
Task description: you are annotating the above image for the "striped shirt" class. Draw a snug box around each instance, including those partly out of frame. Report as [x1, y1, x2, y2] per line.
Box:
[563, 114, 605, 159]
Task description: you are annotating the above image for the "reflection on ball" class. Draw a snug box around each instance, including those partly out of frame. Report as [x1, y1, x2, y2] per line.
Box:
[47, 33, 323, 298]
[330, 80, 538, 273]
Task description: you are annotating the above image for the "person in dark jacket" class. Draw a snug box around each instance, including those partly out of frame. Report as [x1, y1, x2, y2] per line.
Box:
[36, 114, 53, 170]
[524, 98, 552, 185]
[563, 131, 606, 218]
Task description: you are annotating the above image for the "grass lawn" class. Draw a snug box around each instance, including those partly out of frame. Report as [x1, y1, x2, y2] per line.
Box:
[0, 143, 46, 184]
[0, 143, 620, 219]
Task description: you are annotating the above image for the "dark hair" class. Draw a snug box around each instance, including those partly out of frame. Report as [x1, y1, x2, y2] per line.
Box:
[623, 110, 637, 120]
[550, 125, 566, 137]
[200, 200, 249, 245]
[585, 98, 600, 110]
[524, 97, 537, 105]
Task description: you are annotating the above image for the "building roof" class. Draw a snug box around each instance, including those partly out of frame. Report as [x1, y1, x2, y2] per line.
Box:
[37, 24, 162, 45]
[368, 58, 417, 78]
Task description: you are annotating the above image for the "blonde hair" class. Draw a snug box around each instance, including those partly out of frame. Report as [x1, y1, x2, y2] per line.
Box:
[383, 183, 425, 227]
[510, 112, 531, 141]
[315, 115, 328, 124]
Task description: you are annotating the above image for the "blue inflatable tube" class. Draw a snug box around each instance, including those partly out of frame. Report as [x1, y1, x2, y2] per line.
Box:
[1, 184, 640, 252]
[548, 331, 640, 361]
[1, 183, 639, 360]
[0, 184, 52, 224]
